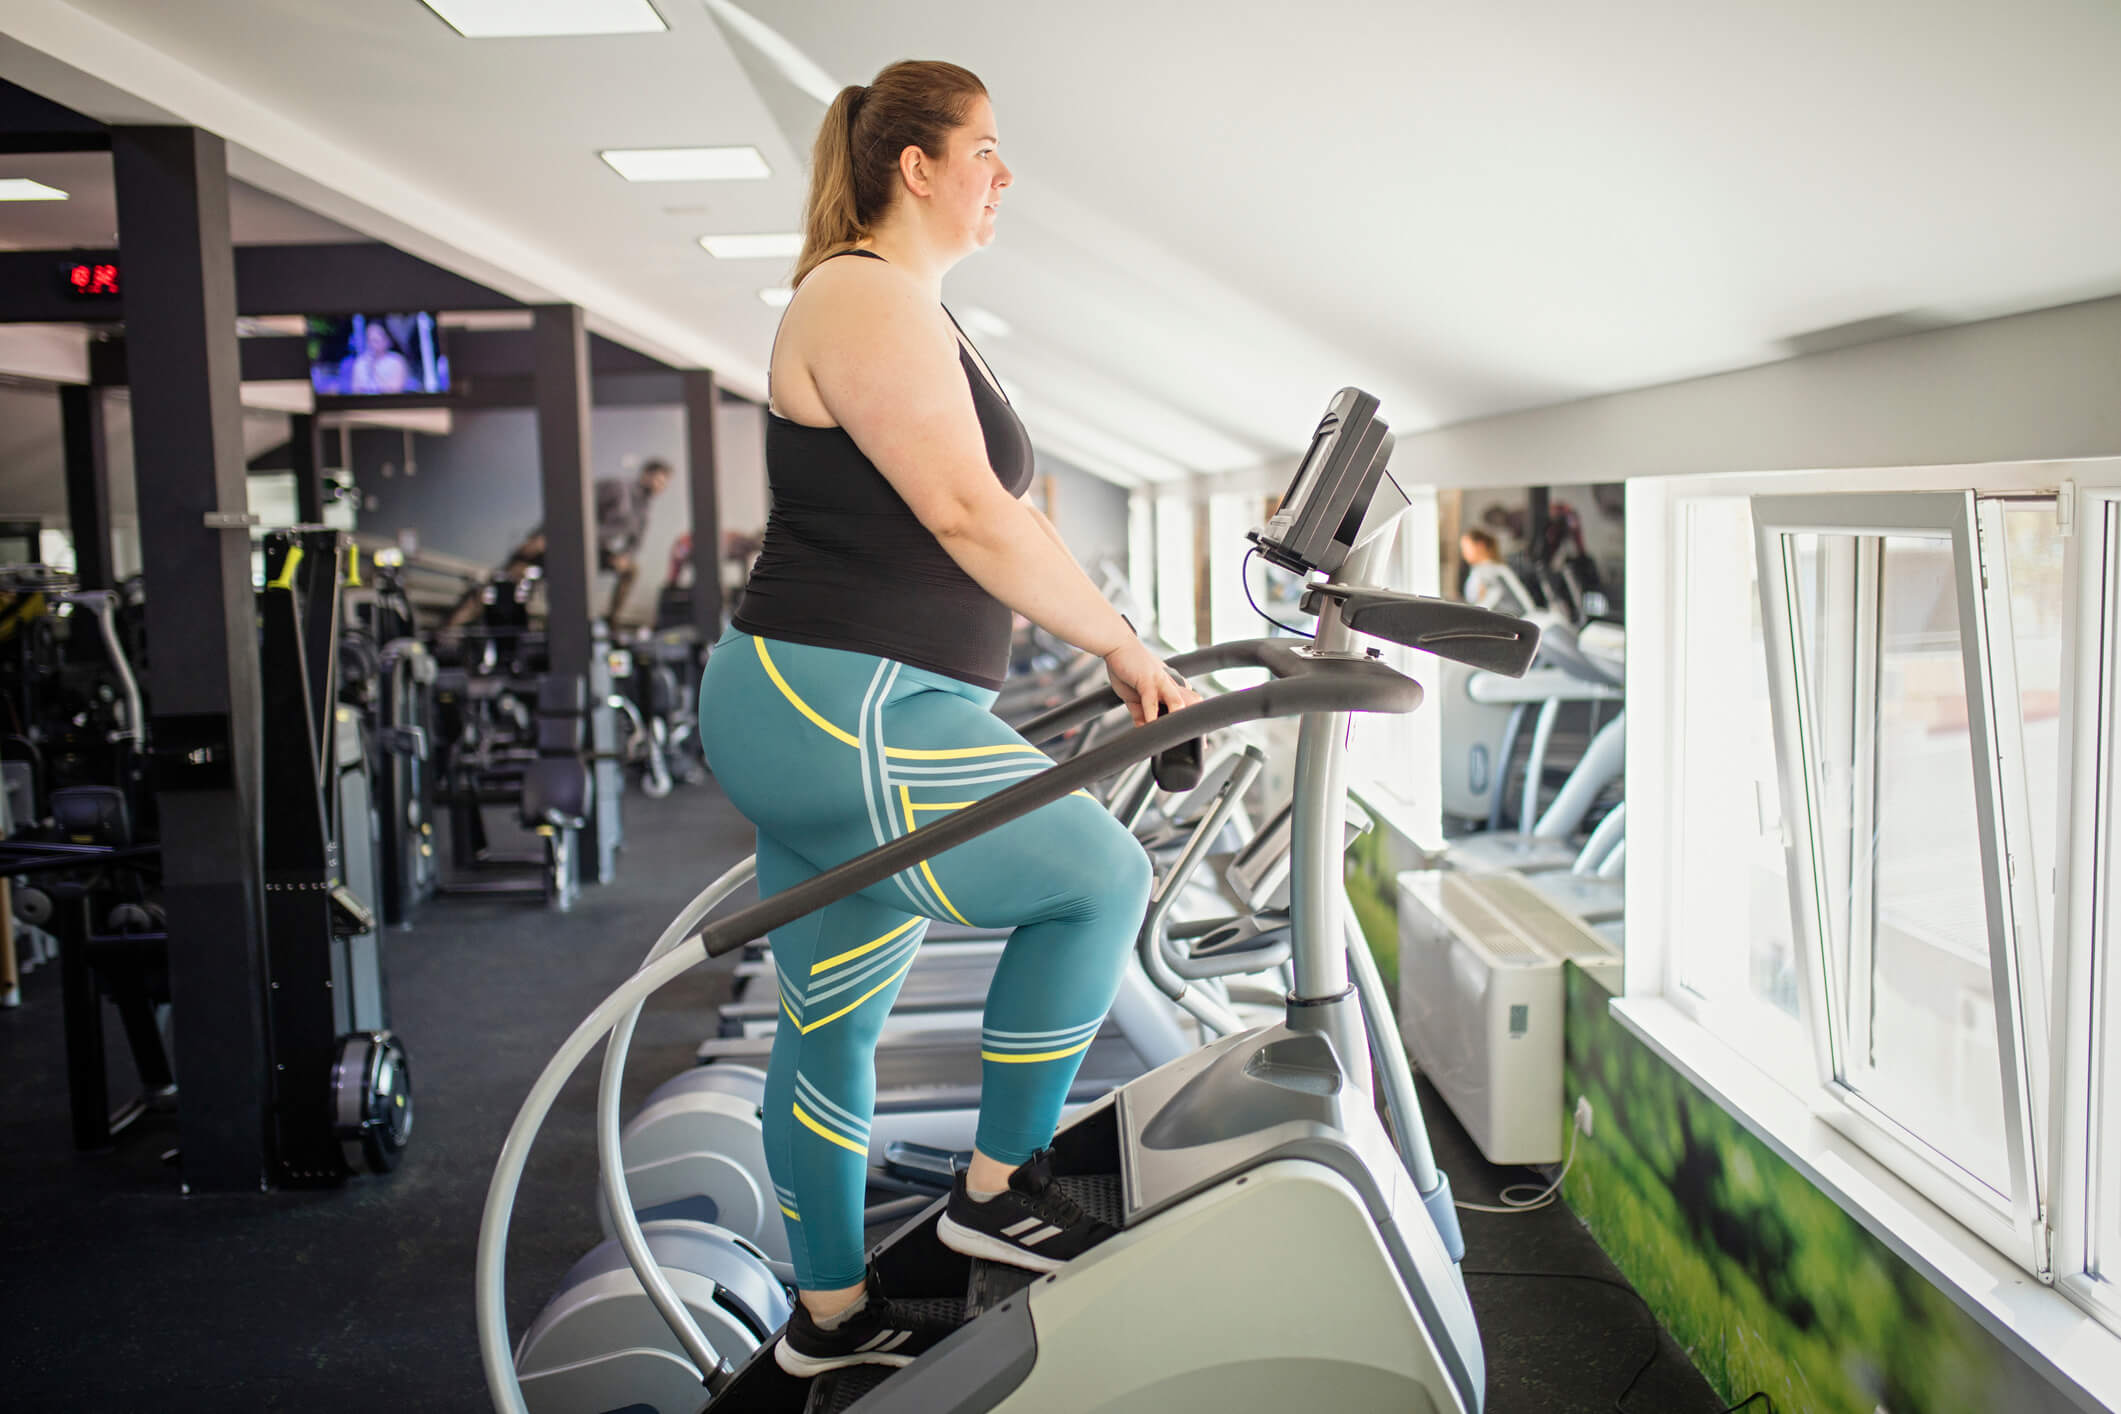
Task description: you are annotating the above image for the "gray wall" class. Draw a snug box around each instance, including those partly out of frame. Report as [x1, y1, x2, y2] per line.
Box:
[353, 398, 768, 623]
[1038, 452, 1131, 577]
[0, 383, 287, 579]
[1394, 291, 2121, 488]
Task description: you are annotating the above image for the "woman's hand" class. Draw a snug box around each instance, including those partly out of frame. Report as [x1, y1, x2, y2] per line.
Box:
[1104, 638, 1200, 727]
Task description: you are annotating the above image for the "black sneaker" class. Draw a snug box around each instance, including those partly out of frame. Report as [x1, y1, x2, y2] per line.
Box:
[935, 1148, 1115, 1273]
[773, 1268, 960, 1378]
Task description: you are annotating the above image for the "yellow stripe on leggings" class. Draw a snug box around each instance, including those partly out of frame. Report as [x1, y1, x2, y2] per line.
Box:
[779, 1204, 801, 1221]
[980, 1036, 1098, 1064]
[884, 742, 1048, 760]
[797, 952, 919, 1033]
[782, 995, 802, 1029]
[811, 917, 923, 974]
[752, 638, 1052, 763]
[791, 1101, 869, 1155]
[900, 785, 971, 926]
[753, 638, 862, 748]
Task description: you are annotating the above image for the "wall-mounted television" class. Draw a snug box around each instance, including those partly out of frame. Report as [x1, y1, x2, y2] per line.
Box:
[308, 312, 449, 396]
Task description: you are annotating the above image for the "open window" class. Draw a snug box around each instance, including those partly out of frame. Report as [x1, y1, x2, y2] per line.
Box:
[2051, 486, 2121, 1324]
[1752, 491, 2059, 1270]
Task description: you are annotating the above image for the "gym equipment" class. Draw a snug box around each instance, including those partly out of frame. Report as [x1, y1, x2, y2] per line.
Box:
[258, 531, 411, 1183]
[476, 385, 1542, 1413]
[435, 671, 595, 911]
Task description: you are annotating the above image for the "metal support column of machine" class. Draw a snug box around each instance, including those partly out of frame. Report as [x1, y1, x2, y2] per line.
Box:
[58, 382, 114, 592]
[532, 304, 620, 885]
[290, 411, 327, 526]
[110, 124, 274, 1193]
[682, 368, 722, 636]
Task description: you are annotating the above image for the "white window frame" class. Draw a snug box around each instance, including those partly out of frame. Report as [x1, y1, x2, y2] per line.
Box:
[1630, 464, 2121, 1406]
[1640, 489, 1811, 1088]
[2050, 484, 2121, 1329]
[1751, 489, 2049, 1271]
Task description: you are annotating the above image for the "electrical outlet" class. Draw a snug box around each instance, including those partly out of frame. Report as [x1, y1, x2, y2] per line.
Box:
[1574, 1096, 1595, 1138]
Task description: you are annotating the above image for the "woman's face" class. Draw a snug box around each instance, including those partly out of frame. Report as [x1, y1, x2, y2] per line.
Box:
[933, 94, 1011, 250]
[365, 323, 392, 356]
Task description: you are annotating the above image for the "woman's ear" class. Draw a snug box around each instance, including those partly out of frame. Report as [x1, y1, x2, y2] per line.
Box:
[898, 144, 932, 198]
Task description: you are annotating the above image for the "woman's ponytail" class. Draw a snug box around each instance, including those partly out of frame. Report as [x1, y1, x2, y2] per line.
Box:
[789, 62, 987, 289]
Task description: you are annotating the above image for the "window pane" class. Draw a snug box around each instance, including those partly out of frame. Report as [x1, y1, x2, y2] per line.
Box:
[2000, 504, 2065, 973]
[2088, 505, 2121, 1287]
[1153, 494, 1195, 652]
[1787, 530, 2009, 1195]
[1676, 500, 1799, 1019]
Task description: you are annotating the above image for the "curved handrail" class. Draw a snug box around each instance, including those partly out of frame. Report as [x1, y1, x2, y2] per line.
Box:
[593, 858, 761, 1386]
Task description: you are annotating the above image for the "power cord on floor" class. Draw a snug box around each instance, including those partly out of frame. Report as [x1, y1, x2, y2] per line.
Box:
[1454, 1124, 1579, 1214]
[1461, 1267, 1778, 1414]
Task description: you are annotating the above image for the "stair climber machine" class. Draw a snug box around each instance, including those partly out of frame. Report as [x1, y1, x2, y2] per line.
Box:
[593, 741, 1303, 1275]
[476, 388, 1541, 1414]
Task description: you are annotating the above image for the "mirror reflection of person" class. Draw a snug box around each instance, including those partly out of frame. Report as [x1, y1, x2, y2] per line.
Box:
[596, 459, 673, 623]
[345, 321, 411, 395]
[444, 459, 674, 628]
[1459, 528, 1535, 617]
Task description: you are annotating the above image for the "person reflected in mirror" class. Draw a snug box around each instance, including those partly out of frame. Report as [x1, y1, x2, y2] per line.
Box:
[1459, 527, 1536, 617]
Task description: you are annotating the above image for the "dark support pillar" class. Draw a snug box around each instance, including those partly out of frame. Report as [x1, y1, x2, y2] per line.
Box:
[289, 412, 325, 524]
[532, 305, 619, 883]
[533, 305, 595, 678]
[58, 383, 113, 590]
[111, 125, 271, 1192]
[682, 370, 723, 633]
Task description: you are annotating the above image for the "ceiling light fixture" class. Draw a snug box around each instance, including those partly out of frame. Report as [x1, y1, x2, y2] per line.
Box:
[700, 233, 802, 260]
[420, 0, 667, 38]
[958, 306, 1012, 339]
[757, 288, 794, 308]
[0, 179, 69, 201]
[600, 147, 770, 182]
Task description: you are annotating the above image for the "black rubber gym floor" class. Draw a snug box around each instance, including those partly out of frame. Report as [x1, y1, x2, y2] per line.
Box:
[0, 780, 1724, 1413]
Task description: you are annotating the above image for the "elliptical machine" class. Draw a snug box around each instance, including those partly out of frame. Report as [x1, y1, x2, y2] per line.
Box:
[477, 387, 1541, 1413]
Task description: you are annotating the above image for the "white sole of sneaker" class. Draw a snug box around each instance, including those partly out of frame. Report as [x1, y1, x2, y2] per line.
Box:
[935, 1213, 1069, 1274]
[774, 1338, 918, 1378]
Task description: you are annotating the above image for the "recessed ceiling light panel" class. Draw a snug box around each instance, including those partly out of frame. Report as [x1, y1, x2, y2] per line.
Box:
[758, 288, 794, 308]
[0, 179, 69, 201]
[700, 233, 803, 260]
[601, 147, 770, 182]
[421, 0, 666, 38]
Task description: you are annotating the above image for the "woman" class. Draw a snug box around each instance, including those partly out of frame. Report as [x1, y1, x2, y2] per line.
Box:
[697, 60, 1199, 1376]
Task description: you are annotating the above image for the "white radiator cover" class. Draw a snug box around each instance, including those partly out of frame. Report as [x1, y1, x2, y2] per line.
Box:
[1397, 870, 1621, 1166]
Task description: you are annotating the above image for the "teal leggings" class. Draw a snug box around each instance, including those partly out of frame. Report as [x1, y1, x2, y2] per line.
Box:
[697, 630, 1153, 1289]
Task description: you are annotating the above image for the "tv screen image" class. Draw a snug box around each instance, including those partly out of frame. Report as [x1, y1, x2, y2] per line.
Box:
[308, 312, 448, 395]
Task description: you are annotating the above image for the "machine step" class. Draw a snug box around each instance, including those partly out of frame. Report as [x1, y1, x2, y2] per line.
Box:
[964, 1259, 1037, 1319]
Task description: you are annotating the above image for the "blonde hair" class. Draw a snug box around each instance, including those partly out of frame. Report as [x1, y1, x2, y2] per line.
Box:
[791, 59, 989, 288]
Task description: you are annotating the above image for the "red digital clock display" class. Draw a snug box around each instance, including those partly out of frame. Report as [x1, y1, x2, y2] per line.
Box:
[64, 262, 120, 296]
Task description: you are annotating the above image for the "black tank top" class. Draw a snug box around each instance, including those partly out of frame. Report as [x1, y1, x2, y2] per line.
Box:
[732, 251, 1037, 689]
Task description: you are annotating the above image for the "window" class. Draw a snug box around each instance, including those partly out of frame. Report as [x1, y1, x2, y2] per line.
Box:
[2052, 487, 2121, 1325]
[1667, 498, 1805, 1070]
[1753, 491, 2054, 1263]
[1152, 492, 1196, 653]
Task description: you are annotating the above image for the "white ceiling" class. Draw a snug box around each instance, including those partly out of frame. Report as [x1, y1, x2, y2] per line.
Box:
[1, 0, 2118, 486]
[0, 150, 365, 250]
